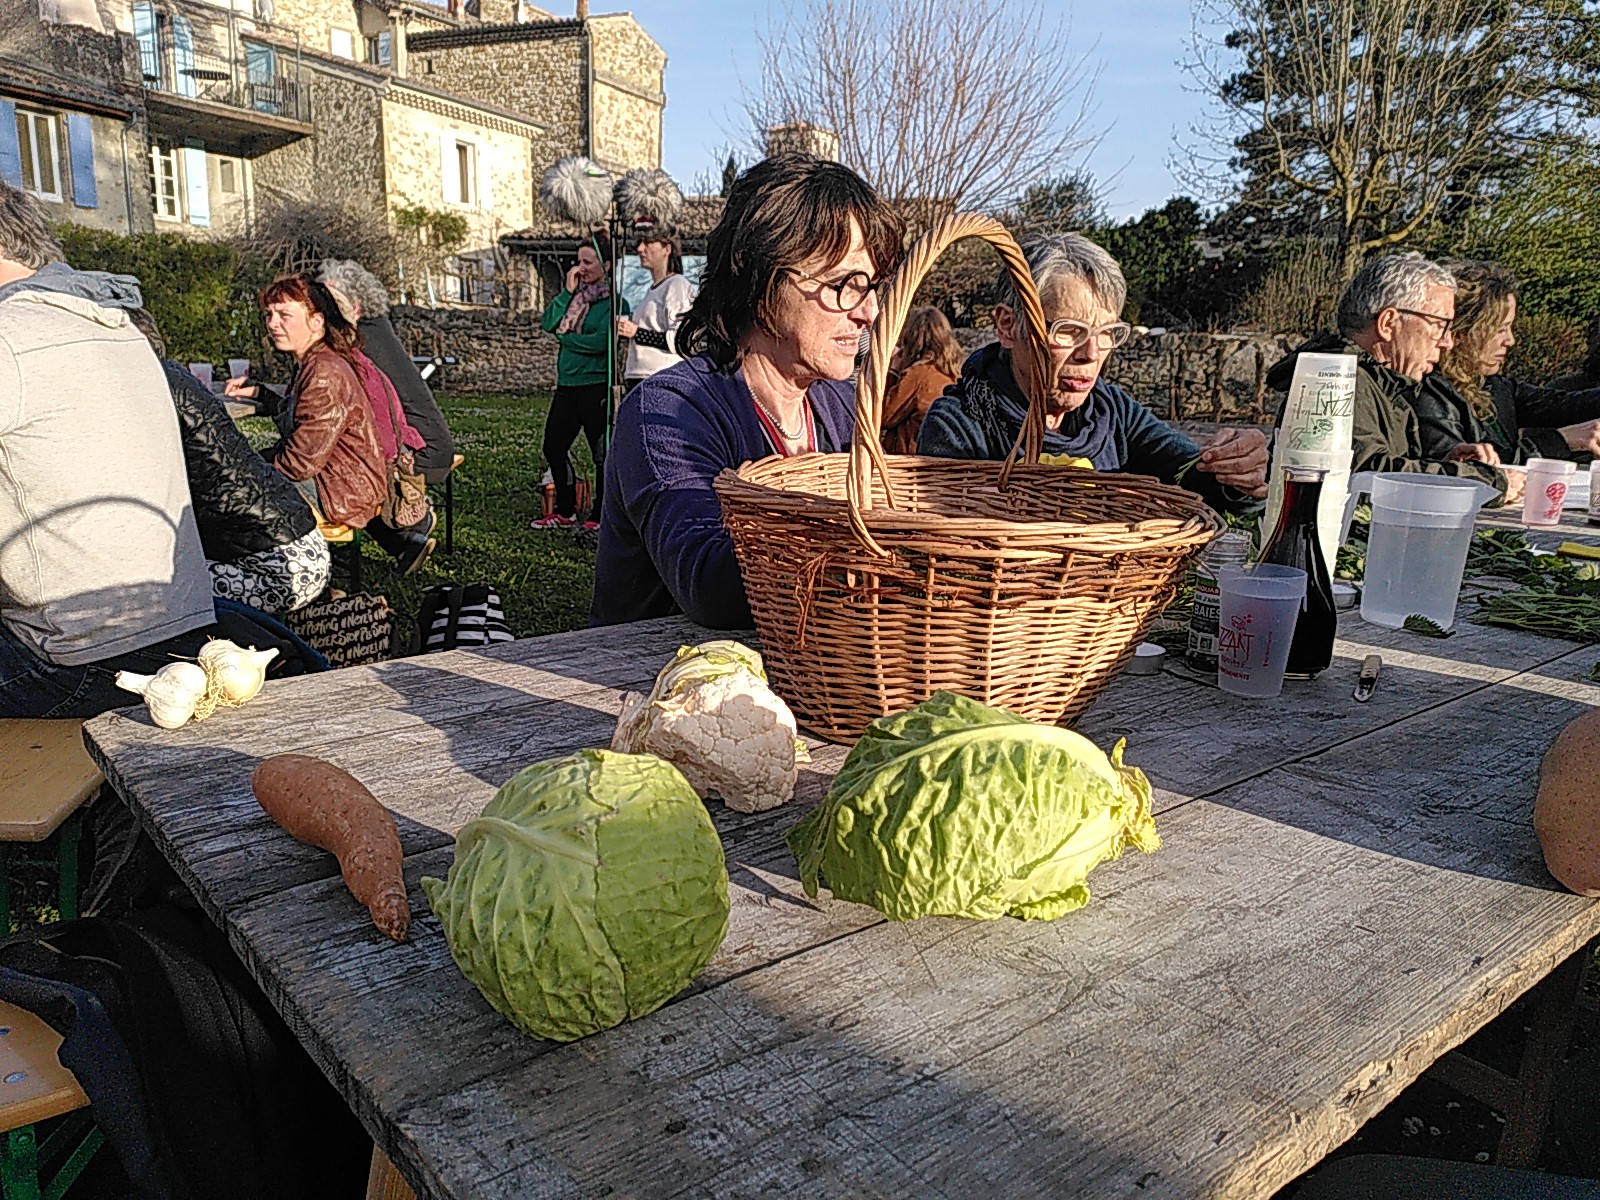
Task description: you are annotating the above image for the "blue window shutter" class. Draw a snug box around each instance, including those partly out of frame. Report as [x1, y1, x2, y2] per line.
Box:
[132, 3, 160, 84]
[67, 114, 97, 209]
[0, 100, 20, 188]
[173, 16, 197, 98]
[182, 145, 209, 227]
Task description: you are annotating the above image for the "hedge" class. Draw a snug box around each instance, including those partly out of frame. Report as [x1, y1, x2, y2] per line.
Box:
[54, 224, 260, 364]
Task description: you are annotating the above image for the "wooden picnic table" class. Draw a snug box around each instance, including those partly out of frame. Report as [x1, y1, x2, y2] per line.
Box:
[81, 519, 1600, 1200]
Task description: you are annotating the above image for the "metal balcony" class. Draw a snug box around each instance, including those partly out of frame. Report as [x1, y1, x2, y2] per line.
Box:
[138, 3, 312, 158]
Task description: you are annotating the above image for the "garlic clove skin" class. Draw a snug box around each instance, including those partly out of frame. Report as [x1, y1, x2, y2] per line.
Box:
[198, 640, 278, 704]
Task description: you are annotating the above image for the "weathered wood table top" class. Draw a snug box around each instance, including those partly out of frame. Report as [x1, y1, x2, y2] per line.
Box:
[83, 543, 1600, 1200]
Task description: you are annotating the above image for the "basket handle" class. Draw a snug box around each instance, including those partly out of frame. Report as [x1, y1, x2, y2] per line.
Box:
[847, 213, 1054, 555]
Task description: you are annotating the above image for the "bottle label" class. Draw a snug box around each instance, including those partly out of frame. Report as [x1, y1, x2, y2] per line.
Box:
[1186, 571, 1222, 669]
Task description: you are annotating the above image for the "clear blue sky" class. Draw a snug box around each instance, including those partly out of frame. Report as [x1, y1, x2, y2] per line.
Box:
[633, 0, 1224, 220]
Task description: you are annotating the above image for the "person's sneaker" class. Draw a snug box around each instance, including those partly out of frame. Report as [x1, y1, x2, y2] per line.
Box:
[398, 533, 436, 577]
[530, 513, 576, 530]
[581, 520, 600, 532]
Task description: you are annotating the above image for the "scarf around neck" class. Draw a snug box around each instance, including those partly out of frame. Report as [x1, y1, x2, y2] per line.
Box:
[557, 278, 610, 335]
[957, 341, 1122, 467]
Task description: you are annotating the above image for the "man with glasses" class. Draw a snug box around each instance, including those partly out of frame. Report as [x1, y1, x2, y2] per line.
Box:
[917, 233, 1269, 514]
[1266, 252, 1519, 504]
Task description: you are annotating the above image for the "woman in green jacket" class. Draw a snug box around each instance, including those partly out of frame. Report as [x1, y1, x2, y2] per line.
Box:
[534, 237, 629, 529]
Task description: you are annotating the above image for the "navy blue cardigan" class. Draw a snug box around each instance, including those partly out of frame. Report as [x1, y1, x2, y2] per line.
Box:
[590, 355, 854, 628]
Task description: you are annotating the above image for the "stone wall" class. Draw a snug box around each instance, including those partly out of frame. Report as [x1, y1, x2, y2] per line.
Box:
[391, 303, 557, 393]
[951, 328, 1297, 424]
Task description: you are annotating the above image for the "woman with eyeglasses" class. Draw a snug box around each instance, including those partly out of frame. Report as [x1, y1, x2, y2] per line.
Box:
[1410, 260, 1600, 466]
[616, 230, 695, 392]
[917, 233, 1268, 511]
[590, 154, 903, 628]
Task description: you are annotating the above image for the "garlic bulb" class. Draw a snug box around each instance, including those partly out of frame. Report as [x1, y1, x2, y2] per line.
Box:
[197, 640, 278, 704]
[116, 661, 212, 729]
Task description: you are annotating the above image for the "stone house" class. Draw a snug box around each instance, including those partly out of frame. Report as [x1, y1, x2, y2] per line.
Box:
[2, 0, 664, 305]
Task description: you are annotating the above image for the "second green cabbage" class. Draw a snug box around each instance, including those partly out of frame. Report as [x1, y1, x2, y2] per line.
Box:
[787, 692, 1160, 921]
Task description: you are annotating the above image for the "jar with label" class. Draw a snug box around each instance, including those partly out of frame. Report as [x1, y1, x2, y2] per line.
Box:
[1186, 530, 1254, 672]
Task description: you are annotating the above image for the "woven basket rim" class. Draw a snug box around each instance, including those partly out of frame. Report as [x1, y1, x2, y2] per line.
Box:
[715, 458, 1223, 545]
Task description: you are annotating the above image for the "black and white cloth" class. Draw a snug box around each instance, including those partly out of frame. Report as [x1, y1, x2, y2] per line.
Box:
[207, 527, 330, 616]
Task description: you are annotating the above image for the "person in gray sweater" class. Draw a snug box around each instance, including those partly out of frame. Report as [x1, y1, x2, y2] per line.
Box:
[0, 182, 216, 716]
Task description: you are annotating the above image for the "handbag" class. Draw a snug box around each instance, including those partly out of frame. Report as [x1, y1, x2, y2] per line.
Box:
[416, 583, 515, 652]
[377, 372, 431, 529]
[285, 592, 397, 668]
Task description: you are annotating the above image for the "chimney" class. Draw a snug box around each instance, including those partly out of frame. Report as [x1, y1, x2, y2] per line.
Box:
[576, 0, 588, 17]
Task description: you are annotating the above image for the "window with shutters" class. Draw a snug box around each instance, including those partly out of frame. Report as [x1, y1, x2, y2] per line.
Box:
[447, 138, 477, 207]
[15, 109, 62, 201]
[149, 143, 180, 221]
[365, 31, 391, 66]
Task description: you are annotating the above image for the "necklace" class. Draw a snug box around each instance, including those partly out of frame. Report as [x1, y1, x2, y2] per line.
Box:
[751, 392, 806, 441]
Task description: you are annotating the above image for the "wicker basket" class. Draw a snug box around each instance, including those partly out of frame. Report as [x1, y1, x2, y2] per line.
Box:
[714, 213, 1224, 742]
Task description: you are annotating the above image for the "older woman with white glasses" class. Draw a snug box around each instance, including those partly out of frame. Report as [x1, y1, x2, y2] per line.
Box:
[918, 233, 1268, 513]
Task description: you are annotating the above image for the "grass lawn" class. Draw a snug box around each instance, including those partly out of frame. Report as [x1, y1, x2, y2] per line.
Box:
[243, 391, 599, 638]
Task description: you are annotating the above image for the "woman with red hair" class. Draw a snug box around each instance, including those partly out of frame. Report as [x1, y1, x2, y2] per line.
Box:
[256, 274, 433, 575]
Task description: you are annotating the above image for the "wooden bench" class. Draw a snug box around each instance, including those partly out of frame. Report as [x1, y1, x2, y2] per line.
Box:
[0, 1000, 102, 1199]
[0, 722, 100, 932]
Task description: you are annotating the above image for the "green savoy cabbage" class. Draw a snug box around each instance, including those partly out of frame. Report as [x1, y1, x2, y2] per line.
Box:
[787, 693, 1159, 921]
[422, 750, 729, 1042]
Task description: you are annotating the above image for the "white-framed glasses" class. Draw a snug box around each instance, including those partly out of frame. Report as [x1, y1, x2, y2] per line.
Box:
[1044, 318, 1132, 352]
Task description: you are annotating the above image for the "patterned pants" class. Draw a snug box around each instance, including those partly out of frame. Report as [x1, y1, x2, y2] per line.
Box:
[208, 527, 331, 615]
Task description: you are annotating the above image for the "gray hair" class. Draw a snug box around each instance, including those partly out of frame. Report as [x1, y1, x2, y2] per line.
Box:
[1336, 252, 1456, 337]
[317, 258, 390, 319]
[994, 232, 1127, 321]
[0, 182, 63, 270]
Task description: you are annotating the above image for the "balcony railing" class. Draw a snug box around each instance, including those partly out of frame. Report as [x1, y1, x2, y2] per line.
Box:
[136, 6, 310, 126]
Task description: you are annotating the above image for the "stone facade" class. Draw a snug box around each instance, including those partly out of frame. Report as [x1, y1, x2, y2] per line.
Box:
[951, 328, 1297, 424]
[587, 13, 663, 169]
[411, 28, 579, 170]
[381, 81, 536, 265]
[408, 14, 663, 173]
[391, 302, 556, 393]
[253, 56, 388, 217]
[2, 0, 152, 232]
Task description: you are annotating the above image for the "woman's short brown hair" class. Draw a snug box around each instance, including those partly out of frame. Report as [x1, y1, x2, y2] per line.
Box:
[896, 306, 963, 378]
[678, 154, 904, 369]
[259, 272, 362, 360]
[1438, 259, 1517, 417]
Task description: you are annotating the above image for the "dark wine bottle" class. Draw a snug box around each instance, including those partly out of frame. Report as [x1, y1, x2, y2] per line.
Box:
[1257, 465, 1337, 679]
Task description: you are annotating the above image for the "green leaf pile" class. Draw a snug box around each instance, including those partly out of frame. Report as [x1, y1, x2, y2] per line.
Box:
[787, 693, 1160, 922]
[423, 750, 729, 1042]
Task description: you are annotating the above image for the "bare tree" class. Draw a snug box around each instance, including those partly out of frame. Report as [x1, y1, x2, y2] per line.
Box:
[746, 0, 1100, 223]
[1182, 0, 1596, 281]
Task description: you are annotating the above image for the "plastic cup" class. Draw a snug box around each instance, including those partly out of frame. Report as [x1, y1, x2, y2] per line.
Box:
[1522, 457, 1575, 527]
[228, 358, 250, 382]
[1215, 564, 1307, 699]
[188, 362, 214, 391]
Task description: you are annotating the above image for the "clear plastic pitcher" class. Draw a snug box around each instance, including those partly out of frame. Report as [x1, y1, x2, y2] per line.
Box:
[1340, 472, 1498, 630]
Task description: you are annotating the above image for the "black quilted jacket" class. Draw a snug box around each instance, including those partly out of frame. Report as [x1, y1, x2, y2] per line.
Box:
[162, 360, 316, 561]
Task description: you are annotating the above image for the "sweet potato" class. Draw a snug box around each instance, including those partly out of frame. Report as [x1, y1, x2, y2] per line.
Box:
[1534, 708, 1600, 897]
[251, 754, 410, 941]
